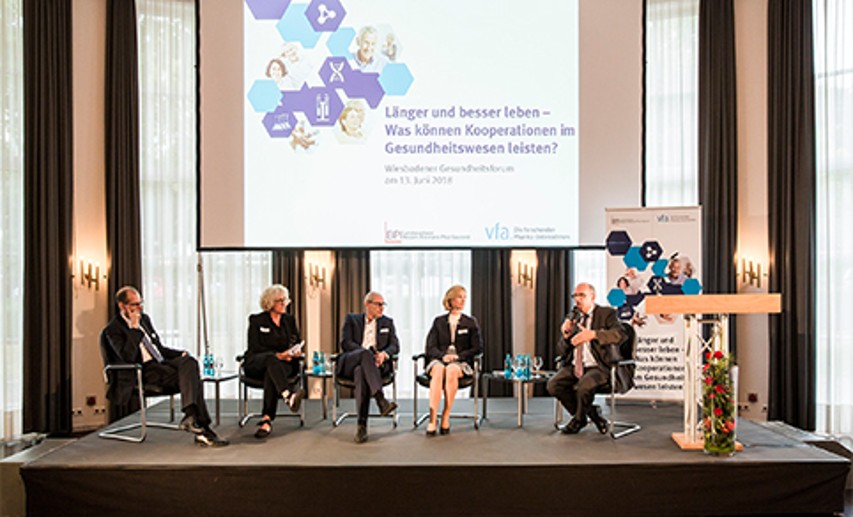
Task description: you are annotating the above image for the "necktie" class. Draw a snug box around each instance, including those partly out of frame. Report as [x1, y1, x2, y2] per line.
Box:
[141, 332, 164, 363]
[574, 313, 588, 378]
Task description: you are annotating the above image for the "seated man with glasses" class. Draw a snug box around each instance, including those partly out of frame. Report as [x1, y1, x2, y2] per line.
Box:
[336, 291, 399, 443]
[547, 282, 627, 435]
[103, 285, 228, 447]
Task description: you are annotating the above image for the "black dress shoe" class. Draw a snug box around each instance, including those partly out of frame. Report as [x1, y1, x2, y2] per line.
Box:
[179, 415, 204, 435]
[439, 425, 450, 435]
[354, 424, 368, 444]
[287, 390, 305, 413]
[254, 419, 272, 439]
[560, 418, 587, 435]
[377, 398, 397, 417]
[196, 427, 229, 447]
[588, 405, 609, 435]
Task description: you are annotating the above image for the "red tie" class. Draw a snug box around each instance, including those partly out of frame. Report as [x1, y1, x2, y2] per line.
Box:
[574, 313, 588, 378]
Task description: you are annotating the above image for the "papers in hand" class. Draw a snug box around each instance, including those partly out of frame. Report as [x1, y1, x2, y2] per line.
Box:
[286, 341, 304, 355]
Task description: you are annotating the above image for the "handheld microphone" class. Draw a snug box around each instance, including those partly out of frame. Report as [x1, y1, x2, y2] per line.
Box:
[567, 306, 584, 325]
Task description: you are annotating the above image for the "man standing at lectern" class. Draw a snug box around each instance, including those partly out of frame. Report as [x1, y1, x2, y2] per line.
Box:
[103, 286, 228, 447]
[547, 282, 626, 434]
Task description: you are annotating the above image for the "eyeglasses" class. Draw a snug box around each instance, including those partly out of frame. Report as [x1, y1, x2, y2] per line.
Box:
[572, 292, 588, 298]
[273, 298, 287, 304]
[369, 301, 387, 307]
[128, 301, 144, 307]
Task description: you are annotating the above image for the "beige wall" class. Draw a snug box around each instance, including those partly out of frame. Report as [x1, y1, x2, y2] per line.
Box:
[71, 0, 109, 431]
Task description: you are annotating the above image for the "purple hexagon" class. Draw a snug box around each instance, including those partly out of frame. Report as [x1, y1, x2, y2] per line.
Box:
[281, 84, 344, 127]
[606, 230, 632, 256]
[345, 70, 385, 108]
[306, 0, 346, 32]
[262, 107, 297, 138]
[318, 56, 354, 88]
[245, 0, 291, 20]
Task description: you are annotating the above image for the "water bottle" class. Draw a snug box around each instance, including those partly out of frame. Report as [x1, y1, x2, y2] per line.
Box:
[312, 351, 320, 374]
[524, 354, 531, 380]
[203, 353, 214, 376]
[504, 353, 512, 378]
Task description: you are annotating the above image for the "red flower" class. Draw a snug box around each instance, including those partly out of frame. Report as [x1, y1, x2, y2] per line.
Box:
[705, 377, 713, 385]
[703, 363, 710, 372]
[708, 393, 716, 399]
[725, 420, 736, 431]
[715, 384, 725, 393]
[714, 407, 723, 416]
[704, 417, 711, 429]
[713, 350, 724, 360]
[705, 352, 712, 361]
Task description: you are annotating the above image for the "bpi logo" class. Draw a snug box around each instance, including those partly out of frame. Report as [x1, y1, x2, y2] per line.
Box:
[657, 214, 670, 223]
[484, 222, 510, 240]
[384, 222, 402, 244]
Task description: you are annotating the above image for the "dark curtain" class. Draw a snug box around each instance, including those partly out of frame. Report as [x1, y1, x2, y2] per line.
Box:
[698, 0, 739, 352]
[767, 0, 816, 431]
[105, 0, 142, 317]
[332, 250, 370, 349]
[471, 250, 513, 397]
[272, 250, 306, 337]
[534, 249, 573, 395]
[22, 0, 74, 435]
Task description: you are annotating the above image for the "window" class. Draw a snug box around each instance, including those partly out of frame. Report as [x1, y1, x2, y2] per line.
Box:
[814, 0, 853, 440]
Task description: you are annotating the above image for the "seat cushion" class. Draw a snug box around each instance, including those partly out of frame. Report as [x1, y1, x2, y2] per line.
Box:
[415, 374, 474, 389]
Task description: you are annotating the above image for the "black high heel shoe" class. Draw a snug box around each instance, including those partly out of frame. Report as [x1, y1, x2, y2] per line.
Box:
[254, 419, 272, 439]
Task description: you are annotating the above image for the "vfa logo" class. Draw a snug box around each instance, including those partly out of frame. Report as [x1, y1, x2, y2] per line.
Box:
[657, 214, 670, 223]
[484, 222, 510, 240]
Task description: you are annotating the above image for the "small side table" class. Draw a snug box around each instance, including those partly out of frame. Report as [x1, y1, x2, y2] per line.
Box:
[305, 370, 333, 419]
[202, 370, 238, 426]
[482, 371, 553, 427]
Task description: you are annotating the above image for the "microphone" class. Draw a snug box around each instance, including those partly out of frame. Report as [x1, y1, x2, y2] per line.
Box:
[567, 306, 584, 325]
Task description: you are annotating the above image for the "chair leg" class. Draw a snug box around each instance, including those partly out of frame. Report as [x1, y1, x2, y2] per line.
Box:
[169, 394, 175, 422]
[608, 384, 641, 439]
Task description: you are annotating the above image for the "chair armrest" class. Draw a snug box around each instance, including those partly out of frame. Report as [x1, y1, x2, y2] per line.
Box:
[235, 353, 245, 362]
[616, 359, 636, 367]
[412, 352, 426, 360]
[554, 356, 565, 368]
[104, 363, 142, 372]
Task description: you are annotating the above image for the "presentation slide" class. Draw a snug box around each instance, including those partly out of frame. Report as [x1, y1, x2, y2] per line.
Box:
[241, 0, 577, 248]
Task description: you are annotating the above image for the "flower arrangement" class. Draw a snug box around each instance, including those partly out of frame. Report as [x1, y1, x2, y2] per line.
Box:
[702, 350, 736, 455]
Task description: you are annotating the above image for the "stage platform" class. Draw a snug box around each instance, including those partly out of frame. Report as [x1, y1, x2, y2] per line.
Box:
[20, 398, 850, 516]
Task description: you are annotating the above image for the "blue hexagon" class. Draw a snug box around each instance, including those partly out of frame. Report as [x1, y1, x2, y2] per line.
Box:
[306, 0, 346, 32]
[245, 0, 291, 20]
[327, 27, 355, 57]
[681, 278, 703, 295]
[623, 246, 649, 272]
[640, 240, 663, 262]
[247, 80, 283, 113]
[378, 63, 414, 96]
[651, 259, 668, 277]
[606, 230, 632, 256]
[276, 4, 321, 49]
[607, 288, 626, 308]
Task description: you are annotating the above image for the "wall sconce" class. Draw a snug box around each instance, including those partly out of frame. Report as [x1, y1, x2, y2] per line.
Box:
[740, 256, 762, 288]
[309, 263, 326, 289]
[517, 261, 534, 289]
[77, 257, 101, 290]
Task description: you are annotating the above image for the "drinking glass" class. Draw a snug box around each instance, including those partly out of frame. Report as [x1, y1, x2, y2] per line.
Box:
[532, 355, 543, 373]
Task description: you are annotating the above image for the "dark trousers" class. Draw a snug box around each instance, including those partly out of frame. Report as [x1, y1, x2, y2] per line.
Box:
[546, 364, 609, 423]
[337, 348, 390, 424]
[244, 353, 301, 421]
[142, 355, 211, 427]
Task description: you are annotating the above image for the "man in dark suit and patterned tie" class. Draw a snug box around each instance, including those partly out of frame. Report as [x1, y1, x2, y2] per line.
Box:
[336, 291, 399, 443]
[102, 285, 228, 447]
[547, 282, 627, 435]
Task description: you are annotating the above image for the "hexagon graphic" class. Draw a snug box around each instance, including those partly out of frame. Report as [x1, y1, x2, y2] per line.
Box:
[326, 27, 355, 57]
[647, 276, 665, 294]
[245, 0, 291, 20]
[651, 259, 668, 277]
[623, 246, 649, 272]
[606, 230, 632, 256]
[617, 304, 635, 321]
[626, 293, 645, 307]
[681, 278, 703, 295]
[346, 70, 385, 108]
[276, 4, 321, 49]
[306, 0, 346, 32]
[319, 56, 354, 88]
[607, 288, 627, 308]
[639, 240, 663, 263]
[661, 283, 683, 295]
[262, 107, 297, 138]
[280, 85, 344, 127]
[378, 63, 414, 96]
[247, 80, 283, 113]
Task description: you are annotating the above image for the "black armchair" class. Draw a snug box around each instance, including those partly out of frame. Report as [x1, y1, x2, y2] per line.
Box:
[412, 352, 482, 429]
[236, 354, 306, 428]
[330, 353, 398, 428]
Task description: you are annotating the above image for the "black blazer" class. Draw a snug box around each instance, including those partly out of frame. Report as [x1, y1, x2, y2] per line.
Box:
[246, 311, 301, 359]
[101, 313, 183, 406]
[339, 313, 400, 356]
[425, 313, 482, 365]
[555, 305, 626, 370]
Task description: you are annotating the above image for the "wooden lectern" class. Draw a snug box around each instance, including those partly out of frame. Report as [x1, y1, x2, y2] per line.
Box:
[644, 294, 782, 450]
